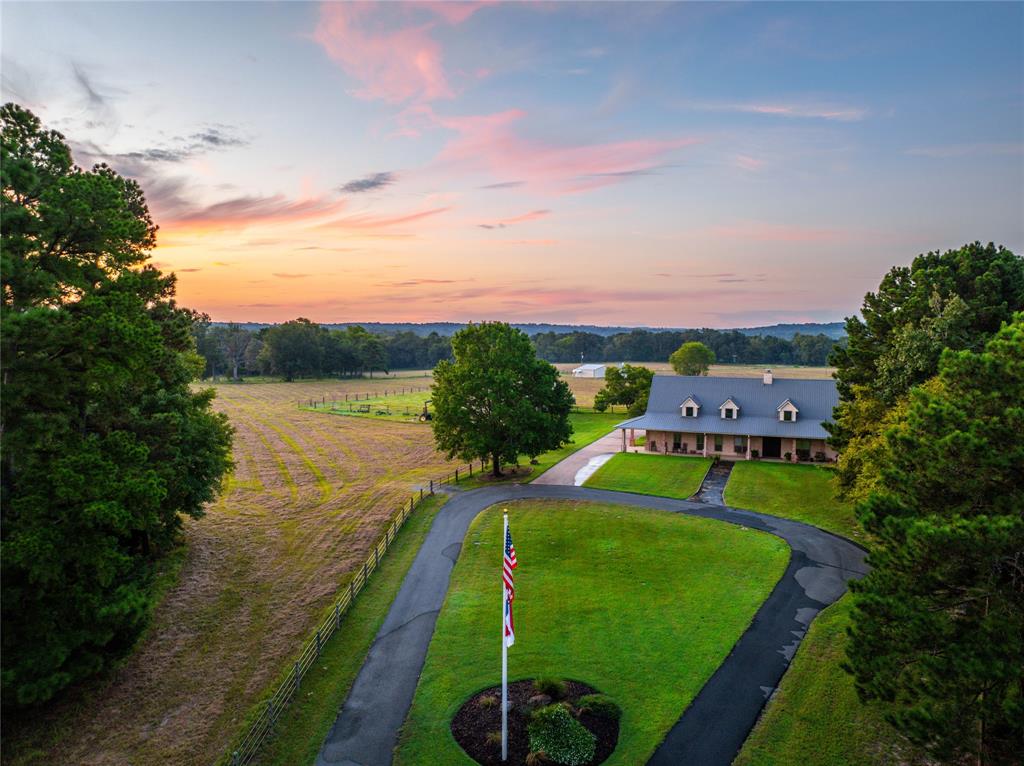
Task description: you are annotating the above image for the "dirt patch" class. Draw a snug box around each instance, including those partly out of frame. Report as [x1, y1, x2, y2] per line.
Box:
[452, 680, 619, 766]
[474, 465, 535, 482]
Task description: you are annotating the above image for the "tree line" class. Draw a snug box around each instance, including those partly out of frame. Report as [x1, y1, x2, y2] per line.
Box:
[192, 320, 839, 380]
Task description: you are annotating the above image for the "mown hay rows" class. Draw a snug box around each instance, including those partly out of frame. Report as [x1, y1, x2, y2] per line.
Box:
[8, 378, 457, 766]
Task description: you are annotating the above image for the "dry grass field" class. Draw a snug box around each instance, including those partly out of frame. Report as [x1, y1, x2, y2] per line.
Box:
[559, 364, 835, 407]
[3, 374, 458, 766]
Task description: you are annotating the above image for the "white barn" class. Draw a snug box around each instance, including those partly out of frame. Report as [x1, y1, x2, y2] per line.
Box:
[572, 363, 608, 378]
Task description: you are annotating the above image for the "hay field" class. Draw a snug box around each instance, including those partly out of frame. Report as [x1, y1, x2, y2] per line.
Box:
[4, 376, 459, 766]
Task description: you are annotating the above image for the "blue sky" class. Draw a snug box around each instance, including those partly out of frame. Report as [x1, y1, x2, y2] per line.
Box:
[3, 1, 1022, 326]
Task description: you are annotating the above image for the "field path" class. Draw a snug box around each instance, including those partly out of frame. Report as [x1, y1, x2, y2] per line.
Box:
[314, 483, 867, 766]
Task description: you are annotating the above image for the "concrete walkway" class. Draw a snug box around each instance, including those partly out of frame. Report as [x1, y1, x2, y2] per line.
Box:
[314, 482, 867, 766]
[531, 429, 620, 486]
[693, 459, 734, 504]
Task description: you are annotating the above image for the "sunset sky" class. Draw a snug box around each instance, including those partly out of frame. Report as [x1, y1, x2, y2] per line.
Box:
[3, 1, 1022, 327]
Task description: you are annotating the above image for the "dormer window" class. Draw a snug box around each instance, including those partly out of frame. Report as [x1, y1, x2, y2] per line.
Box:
[719, 398, 739, 420]
[680, 396, 701, 418]
[777, 399, 799, 422]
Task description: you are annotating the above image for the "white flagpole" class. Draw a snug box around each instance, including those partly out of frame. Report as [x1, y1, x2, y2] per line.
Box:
[501, 511, 509, 762]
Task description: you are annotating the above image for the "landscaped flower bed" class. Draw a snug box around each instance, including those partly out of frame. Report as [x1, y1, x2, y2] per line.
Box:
[451, 679, 620, 766]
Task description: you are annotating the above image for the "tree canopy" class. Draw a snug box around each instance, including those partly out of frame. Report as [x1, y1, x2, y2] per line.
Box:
[430, 322, 574, 476]
[669, 341, 716, 375]
[593, 364, 654, 417]
[828, 242, 1024, 501]
[1, 103, 233, 706]
[846, 315, 1024, 764]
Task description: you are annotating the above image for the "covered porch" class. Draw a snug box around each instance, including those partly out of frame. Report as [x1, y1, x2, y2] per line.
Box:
[620, 428, 837, 463]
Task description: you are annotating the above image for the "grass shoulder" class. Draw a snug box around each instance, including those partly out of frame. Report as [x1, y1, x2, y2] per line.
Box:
[723, 461, 862, 541]
[734, 595, 923, 766]
[251, 494, 448, 766]
[583, 452, 712, 499]
[395, 500, 789, 765]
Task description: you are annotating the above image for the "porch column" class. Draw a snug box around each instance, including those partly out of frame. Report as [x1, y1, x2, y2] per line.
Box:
[621, 429, 626, 452]
[702, 433, 708, 458]
[746, 435, 751, 460]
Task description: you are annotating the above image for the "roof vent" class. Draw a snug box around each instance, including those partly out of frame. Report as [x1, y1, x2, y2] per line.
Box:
[763, 369, 773, 385]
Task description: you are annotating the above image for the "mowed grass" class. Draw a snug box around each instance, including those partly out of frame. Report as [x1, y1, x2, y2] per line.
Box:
[723, 461, 860, 540]
[583, 452, 711, 499]
[394, 501, 790, 765]
[454, 412, 622, 489]
[2, 378, 461, 766]
[253, 495, 447, 766]
[734, 596, 923, 766]
[312, 390, 434, 423]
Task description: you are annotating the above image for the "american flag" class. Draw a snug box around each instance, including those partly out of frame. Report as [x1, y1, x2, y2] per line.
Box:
[503, 523, 517, 647]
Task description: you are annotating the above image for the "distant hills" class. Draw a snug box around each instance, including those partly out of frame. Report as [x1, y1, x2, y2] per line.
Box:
[216, 320, 847, 340]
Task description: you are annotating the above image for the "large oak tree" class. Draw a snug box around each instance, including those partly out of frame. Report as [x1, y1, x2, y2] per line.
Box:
[431, 322, 574, 476]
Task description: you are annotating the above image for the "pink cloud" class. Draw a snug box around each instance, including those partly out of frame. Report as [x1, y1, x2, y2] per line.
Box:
[479, 209, 551, 229]
[164, 194, 348, 232]
[313, 2, 487, 104]
[734, 154, 765, 172]
[430, 108, 698, 194]
[316, 206, 452, 231]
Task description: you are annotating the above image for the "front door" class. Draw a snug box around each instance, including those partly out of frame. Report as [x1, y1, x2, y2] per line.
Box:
[762, 437, 782, 458]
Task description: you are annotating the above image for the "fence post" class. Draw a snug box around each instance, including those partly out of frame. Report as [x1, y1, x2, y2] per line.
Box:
[363, 562, 368, 581]
[294, 661, 301, 693]
[233, 751, 240, 766]
[409, 497, 414, 515]
[349, 581, 355, 602]
[335, 602, 341, 629]
[267, 699, 275, 727]
[455, 468, 459, 483]
[375, 547, 379, 568]
[469, 462, 473, 477]
[316, 628, 321, 656]
[430, 479, 434, 494]
[419, 487, 424, 502]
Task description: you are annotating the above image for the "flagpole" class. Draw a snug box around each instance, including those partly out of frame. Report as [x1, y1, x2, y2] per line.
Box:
[501, 511, 509, 762]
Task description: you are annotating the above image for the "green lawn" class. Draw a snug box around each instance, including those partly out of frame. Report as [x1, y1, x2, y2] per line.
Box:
[583, 452, 712, 499]
[723, 461, 861, 541]
[251, 495, 447, 766]
[394, 501, 789, 765]
[452, 412, 622, 489]
[309, 390, 433, 423]
[734, 596, 921, 766]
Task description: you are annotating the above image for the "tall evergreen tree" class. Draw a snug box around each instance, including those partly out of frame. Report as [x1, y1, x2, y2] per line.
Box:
[1, 103, 233, 706]
[846, 316, 1024, 764]
[828, 243, 1024, 499]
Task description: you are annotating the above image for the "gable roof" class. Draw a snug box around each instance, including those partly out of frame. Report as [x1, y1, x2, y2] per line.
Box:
[616, 374, 838, 438]
[573, 363, 606, 371]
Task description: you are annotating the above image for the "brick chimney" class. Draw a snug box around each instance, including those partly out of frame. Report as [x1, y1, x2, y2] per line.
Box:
[763, 369, 774, 385]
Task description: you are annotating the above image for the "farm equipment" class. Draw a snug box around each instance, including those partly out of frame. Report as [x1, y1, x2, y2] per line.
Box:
[419, 399, 433, 422]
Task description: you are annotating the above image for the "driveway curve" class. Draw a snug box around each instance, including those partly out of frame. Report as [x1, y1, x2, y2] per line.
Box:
[315, 484, 867, 766]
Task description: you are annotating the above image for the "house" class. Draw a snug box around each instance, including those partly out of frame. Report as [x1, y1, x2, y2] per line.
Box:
[572, 363, 608, 378]
[615, 369, 839, 462]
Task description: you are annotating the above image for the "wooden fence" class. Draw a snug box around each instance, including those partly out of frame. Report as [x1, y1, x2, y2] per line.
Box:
[221, 456, 490, 766]
[299, 385, 431, 409]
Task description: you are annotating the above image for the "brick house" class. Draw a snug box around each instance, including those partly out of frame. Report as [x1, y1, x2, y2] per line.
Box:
[615, 370, 839, 462]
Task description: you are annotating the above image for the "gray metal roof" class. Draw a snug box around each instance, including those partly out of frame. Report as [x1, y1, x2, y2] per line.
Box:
[615, 374, 838, 439]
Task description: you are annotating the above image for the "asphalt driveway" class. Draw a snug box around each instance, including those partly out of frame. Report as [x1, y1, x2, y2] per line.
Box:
[314, 483, 867, 766]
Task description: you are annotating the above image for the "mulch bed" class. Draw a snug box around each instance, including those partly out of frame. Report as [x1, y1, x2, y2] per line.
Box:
[451, 679, 619, 765]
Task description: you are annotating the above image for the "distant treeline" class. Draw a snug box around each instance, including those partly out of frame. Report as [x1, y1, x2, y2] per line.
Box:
[532, 328, 839, 366]
[192, 317, 840, 380]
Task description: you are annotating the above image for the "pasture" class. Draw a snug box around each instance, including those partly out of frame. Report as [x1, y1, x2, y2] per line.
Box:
[395, 500, 789, 765]
[3, 376, 460, 766]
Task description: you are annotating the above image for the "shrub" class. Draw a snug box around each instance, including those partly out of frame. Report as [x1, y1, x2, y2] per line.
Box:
[477, 694, 499, 709]
[526, 751, 550, 766]
[528, 705, 596, 766]
[577, 694, 621, 721]
[750, 448, 759, 459]
[784, 451, 792, 462]
[814, 451, 827, 462]
[485, 730, 503, 747]
[533, 677, 567, 700]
